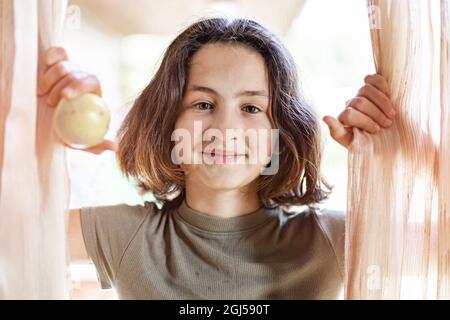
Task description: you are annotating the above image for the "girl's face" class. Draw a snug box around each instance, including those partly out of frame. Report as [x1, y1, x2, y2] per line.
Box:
[174, 43, 273, 192]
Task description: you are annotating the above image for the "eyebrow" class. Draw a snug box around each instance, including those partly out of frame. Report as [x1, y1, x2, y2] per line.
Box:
[187, 85, 269, 98]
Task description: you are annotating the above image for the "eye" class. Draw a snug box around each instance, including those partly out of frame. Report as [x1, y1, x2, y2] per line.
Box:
[242, 105, 261, 114]
[193, 102, 214, 111]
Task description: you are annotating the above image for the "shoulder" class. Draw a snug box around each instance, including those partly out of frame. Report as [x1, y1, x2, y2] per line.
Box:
[80, 200, 159, 235]
[277, 205, 345, 277]
[81, 200, 158, 217]
[78, 201, 159, 289]
[277, 205, 345, 245]
[311, 207, 346, 239]
[309, 206, 346, 277]
[280, 205, 345, 239]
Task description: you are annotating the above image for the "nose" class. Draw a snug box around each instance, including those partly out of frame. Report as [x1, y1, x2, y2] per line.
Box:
[205, 103, 245, 150]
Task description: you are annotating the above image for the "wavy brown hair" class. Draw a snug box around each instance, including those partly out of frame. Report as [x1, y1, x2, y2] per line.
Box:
[116, 17, 331, 212]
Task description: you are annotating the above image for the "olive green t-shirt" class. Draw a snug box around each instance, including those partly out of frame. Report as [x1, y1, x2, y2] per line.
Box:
[80, 199, 345, 299]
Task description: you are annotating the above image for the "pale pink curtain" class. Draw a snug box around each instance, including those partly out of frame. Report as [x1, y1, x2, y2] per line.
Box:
[345, 0, 450, 299]
[438, 0, 450, 298]
[0, 0, 70, 299]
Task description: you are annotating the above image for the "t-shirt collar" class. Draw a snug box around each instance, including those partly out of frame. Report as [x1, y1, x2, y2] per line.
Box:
[175, 198, 279, 233]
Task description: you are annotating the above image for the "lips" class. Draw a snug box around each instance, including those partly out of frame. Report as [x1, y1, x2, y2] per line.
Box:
[203, 149, 246, 157]
[202, 149, 246, 164]
[204, 151, 245, 157]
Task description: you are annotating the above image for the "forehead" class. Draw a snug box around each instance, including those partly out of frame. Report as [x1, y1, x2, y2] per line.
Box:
[187, 43, 269, 89]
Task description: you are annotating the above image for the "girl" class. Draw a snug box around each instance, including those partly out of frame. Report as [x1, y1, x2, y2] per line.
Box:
[38, 17, 396, 299]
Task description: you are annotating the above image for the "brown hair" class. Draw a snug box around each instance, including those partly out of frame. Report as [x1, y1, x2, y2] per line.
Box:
[116, 17, 331, 211]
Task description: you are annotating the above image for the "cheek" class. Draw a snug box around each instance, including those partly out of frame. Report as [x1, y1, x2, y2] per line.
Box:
[173, 115, 206, 167]
[245, 119, 275, 164]
[174, 112, 191, 132]
[174, 112, 201, 144]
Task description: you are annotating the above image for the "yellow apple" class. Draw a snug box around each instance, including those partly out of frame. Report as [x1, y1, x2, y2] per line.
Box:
[53, 93, 110, 149]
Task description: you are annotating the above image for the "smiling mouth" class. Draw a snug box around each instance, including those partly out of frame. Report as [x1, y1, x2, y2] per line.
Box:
[202, 151, 246, 164]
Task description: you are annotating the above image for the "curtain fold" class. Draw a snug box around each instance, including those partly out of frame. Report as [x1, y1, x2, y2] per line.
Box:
[0, 0, 69, 299]
[345, 0, 450, 299]
[438, 0, 450, 298]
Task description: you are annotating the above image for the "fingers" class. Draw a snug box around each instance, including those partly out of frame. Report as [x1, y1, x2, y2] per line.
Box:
[346, 96, 392, 128]
[322, 116, 353, 148]
[328, 73, 396, 148]
[38, 60, 78, 96]
[64, 140, 118, 154]
[103, 140, 119, 152]
[338, 107, 381, 134]
[46, 72, 85, 107]
[46, 72, 101, 107]
[61, 74, 102, 99]
[364, 74, 390, 97]
[84, 140, 118, 154]
[356, 82, 396, 119]
[43, 47, 69, 67]
[38, 47, 102, 107]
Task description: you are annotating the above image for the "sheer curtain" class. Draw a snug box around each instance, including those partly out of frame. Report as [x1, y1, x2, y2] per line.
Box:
[345, 0, 450, 299]
[0, 0, 69, 299]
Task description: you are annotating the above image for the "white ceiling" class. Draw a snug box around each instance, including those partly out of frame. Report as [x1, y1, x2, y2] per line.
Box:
[70, 0, 307, 37]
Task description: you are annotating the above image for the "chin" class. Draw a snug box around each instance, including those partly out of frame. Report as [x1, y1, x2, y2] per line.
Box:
[194, 167, 258, 190]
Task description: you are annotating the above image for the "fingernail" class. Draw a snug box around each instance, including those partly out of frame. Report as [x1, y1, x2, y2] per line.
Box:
[384, 119, 393, 126]
[63, 89, 74, 99]
[389, 109, 396, 117]
[374, 125, 381, 132]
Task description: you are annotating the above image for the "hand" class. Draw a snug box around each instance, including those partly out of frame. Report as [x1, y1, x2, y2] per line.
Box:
[38, 47, 117, 154]
[322, 73, 397, 149]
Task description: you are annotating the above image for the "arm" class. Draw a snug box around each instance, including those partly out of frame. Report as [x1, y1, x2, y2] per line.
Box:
[39, 47, 122, 288]
[323, 73, 397, 148]
[324, 73, 438, 178]
[38, 47, 117, 154]
[68, 208, 89, 262]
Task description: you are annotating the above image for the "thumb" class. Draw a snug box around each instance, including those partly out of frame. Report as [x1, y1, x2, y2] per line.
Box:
[100, 140, 119, 152]
[86, 139, 118, 154]
[71, 139, 118, 154]
[322, 116, 353, 148]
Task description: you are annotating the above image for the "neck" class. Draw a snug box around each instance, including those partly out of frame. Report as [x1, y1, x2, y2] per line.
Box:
[184, 181, 261, 218]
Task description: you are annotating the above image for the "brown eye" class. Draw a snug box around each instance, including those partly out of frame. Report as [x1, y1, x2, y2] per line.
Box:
[194, 102, 214, 110]
[242, 105, 261, 114]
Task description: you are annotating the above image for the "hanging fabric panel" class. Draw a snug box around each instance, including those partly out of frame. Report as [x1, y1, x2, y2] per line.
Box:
[345, 0, 450, 299]
[0, 0, 70, 299]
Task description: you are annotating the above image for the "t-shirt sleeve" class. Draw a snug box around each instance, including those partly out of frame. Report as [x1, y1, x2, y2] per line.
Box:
[80, 203, 149, 289]
[313, 208, 346, 278]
